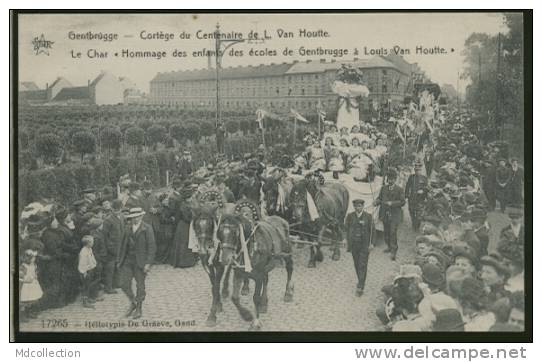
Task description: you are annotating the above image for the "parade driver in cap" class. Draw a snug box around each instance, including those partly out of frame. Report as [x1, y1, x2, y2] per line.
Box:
[344, 198, 374, 297]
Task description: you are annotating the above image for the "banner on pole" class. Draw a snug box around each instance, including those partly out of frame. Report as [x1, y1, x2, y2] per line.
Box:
[290, 109, 309, 123]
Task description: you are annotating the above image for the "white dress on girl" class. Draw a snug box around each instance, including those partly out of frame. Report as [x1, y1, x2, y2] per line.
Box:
[20, 262, 43, 302]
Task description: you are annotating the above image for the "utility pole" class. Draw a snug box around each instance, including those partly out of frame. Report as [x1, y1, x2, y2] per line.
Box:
[456, 71, 460, 114]
[495, 32, 503, 140]
[213, 23, 247, 153]
[478, 51, 482, 84]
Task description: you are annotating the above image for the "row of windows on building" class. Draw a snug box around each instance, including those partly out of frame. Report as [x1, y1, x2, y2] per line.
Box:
[152, 79, 405, 98]
[152, 73, 327, 90]
[154, 97, 335, 109]
[151, 85, 329, 97]
[152, 76, 407, 98]
[151, 69, 403, 90]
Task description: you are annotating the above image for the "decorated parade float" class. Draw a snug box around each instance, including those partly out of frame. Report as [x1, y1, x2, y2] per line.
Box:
[291, 64, 383, 216]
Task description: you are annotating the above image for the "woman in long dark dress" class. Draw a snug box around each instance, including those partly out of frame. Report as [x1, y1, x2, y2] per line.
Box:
[39, 209, 81, 308]
[168, 187, 196, 268]
[154, 195, 175, 264]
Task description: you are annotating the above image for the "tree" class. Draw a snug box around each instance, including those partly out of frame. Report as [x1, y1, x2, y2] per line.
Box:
[239, 119, 250, 135]
[199, 120, 214, 140]
[35, 133, 63, 166]
[19, 128, 31, 149]
[72, 131, 96, 163]
[169, 124, 186, 147]
[462, 13, 524, 145]
[225, 120, 239, 135]
[125, 126, 145, 154]
[185, 123, 201, 145]
[147, 125, 167, 151]
[101, 126, 122, 159]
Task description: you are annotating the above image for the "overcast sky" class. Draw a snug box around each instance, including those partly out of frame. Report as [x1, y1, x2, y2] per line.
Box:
[18, 13, 510, 93]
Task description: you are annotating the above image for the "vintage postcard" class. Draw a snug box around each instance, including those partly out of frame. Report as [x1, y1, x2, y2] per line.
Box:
[11, 11, 529, 339]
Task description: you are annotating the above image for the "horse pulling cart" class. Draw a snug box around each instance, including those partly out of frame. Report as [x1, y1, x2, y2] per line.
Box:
[265, 172, 382, 268]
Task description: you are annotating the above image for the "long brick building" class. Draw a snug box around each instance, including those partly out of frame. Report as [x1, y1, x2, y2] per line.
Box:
[150, 55, 428, 117]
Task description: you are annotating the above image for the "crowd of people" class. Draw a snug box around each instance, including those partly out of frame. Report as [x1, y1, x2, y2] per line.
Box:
[17, 145, 271, 321]
[17, 102, 525, 332]
[365, 107, 526, 332]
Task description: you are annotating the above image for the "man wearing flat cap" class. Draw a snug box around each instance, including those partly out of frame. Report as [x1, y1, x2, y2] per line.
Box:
[405, 159, 429, 232]
[344, 199, 374, 296]
[117, 207, 156, 319]
[82, 188, 98, 209]
[71, 199, 88, 232]
[125, 182, 144, 210]
[500, 205, 524, 245]
[374, 170, 405, 261]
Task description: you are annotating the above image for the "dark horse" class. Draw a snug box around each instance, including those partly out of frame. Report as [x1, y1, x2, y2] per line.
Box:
[288, 179, 349, 267]
[192, 209, 228, 327]
[193, 211, 294, 330]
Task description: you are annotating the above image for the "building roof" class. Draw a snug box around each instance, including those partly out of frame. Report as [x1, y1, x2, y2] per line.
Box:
[48, 77, 72, 89]
[285, 57, 403, 75]
[382, 55, 413, 75]
[52, 86, 90, 102]
[151, 63, 294, 83]
[19, 89, 47, 101]
[152, 56, 408, 83]
[20, 82, 40, 91]
[90, 72, 108, 87]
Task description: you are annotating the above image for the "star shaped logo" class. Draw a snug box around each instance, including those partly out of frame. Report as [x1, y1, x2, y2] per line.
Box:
[32, 34, 54, 55]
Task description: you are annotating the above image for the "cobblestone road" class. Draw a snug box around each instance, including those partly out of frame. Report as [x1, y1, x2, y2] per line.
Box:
[20, 206, 510, 332]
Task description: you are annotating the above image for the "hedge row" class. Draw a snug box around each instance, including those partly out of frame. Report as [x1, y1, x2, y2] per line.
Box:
[17, 130, 294, 209]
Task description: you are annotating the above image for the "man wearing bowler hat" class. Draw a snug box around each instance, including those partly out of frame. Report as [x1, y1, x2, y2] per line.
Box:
[117, 207, 156, 319]
[344, 199, 374, 296]
[374, 169, 405, 261]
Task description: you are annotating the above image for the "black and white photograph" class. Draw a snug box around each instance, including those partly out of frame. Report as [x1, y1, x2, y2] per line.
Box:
[10, 10, 531, 341]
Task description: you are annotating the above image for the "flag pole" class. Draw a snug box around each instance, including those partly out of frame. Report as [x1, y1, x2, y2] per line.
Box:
[293, 115, 297, 148]
[261, 116, 266, 149]
[317, 103, 321, 140]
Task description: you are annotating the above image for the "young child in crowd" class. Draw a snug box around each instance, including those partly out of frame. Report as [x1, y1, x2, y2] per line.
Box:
[19, 249, 43, 321]
[78, 235, 98, 309]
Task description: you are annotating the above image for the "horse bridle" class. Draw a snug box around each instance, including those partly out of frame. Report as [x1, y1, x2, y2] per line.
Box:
[219, 222, 258, 270]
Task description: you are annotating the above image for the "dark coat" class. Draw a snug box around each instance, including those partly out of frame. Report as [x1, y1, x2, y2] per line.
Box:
[508, 167, 524, 203]
[141, 192, 158, 213]
[38, 226, 76, 308]
[102, 213, 125, 259]
[239, 176, 262, 204]
[405, 174, 429, 205]
[91, 228, 108, 263]
[481, 163, 497, 192]
[344, 211, 374, 252]
[117, 221, 156, 268]
[375, 184, 405, 224]
[178, 159, 193, 180]
[496, 166, 512, 192]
